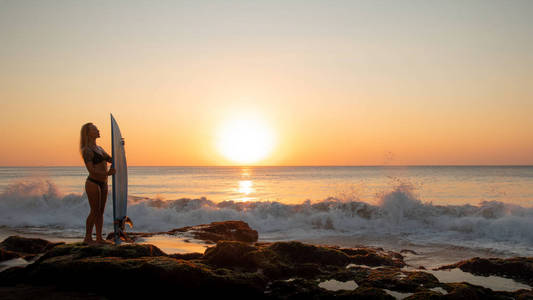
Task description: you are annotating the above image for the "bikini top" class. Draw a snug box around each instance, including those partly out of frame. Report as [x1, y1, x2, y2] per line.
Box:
[83, 146, 110, 165]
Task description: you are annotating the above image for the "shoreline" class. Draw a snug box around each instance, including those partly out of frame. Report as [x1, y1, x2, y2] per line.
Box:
[1, 221, 532, 299]
[2, 226, 525, 270]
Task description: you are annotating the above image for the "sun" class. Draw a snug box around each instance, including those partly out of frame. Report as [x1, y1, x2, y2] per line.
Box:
[216, 117, 275, 164]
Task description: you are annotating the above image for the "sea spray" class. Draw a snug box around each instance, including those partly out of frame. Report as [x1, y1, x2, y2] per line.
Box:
[1, 179, 533, 257]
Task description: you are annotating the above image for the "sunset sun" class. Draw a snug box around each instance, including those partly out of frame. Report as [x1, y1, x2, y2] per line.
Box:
[216, 117, 275, 164]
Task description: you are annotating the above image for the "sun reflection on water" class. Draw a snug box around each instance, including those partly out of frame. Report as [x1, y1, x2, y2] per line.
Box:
[235, 168, 255, 201]
[239, 180, 253, 195]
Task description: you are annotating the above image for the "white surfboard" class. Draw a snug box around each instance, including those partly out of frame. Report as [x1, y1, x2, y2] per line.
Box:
[111, 113, 131, 244]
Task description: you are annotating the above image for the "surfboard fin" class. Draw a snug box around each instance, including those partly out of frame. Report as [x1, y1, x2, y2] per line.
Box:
[124, 216, 133, 228]
[113, 216, 134, 243]
[115, 216, 133, 231]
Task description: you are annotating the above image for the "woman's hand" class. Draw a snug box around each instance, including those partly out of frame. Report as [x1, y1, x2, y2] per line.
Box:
[107, 167, 116, 176]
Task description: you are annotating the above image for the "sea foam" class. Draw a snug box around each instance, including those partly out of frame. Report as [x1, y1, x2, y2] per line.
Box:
[1, 179, 532, 256]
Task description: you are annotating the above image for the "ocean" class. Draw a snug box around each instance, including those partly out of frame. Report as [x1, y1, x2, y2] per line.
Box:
[1, 166, 532, 268]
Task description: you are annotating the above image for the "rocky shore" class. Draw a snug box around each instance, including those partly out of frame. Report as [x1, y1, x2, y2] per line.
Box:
[1, 221, 532, 299]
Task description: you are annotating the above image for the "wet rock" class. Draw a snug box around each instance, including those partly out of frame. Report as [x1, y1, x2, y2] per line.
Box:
[267, 278, 396, 299]
[0, 285, 104, 300]
[346, 286, 395, 299]
[365, 268, 440, 292]
[200, 240, 409, 282]
[512, 289, 533, 300]
[438, 257, 533, 286]
[36, 242, 166, 263]
[106, 220, 259, 244]
[2, 227, 529, 299]
[0, 242, 267, 298]
[172, 220, 259, 243]
[339, 247, 405, 267]
[0, 248, 21, 262]
[267, 277, 331, 299]
[442, 282, 511, 300]
[0, 236, 64, 260]
[269, 241, 350, 267]
[169, 252, 203, 260]
[204, 240, 258, 270]
[201, 241, 348, 279]
[351, 252, 404, 268]
[401, 249, 418, 255]
[403, 290, 443, 299]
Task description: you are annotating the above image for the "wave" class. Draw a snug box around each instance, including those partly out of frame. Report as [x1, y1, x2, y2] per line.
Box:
[1, 179, 532, 253]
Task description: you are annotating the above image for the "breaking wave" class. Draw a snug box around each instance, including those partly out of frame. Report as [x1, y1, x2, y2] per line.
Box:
[1, 179, 532, 255]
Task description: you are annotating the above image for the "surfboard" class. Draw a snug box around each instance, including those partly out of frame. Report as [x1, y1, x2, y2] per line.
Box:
[111, 113, 131, 244]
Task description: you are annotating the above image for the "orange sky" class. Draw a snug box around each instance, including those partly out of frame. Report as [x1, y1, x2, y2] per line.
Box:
[1, 1, 532, 166]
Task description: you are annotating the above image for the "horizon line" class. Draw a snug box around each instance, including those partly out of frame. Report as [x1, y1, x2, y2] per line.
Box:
[1, 164, 532, 168]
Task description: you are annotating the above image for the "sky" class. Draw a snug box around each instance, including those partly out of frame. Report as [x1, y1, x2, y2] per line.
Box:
[1, 0, 532, 166]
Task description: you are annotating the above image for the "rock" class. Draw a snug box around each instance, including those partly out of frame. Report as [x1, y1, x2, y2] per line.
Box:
[0, 236, 64, 260]
[339, 247, 405, 268]
[0, 285, 104, 300]
[170, 220, 259, 243]
[267, 277, 332, 299]
[36, 242, 166, 263]
[204, 241, 258, 270]
[403, 290, 444, 299]
[401, 249, 418, 255]
[169, 252, 203, 260]
[338, 247, 376, 256]
[106, 220, 259, 244]
[0, 248, 21, 262]
[200, 240, 408, 282]
[268, 241, 350, 267]
[201, 241, 347, 279]
[0, 242, 267, 298]
[442, 282, 510, 300]
[345, 286, 395, 299]
[438, 257, 533, 286]
[512, 289, 533, 300]
[267, 278, 396, 299]
[350, 252, 404, 268]
[2, 227, 529, 299]
[365, 268, 440, 292]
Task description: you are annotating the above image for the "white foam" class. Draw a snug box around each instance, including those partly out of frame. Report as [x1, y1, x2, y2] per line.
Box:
[1, 179, 533, 258]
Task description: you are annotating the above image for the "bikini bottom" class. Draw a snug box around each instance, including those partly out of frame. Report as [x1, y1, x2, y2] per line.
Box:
[87, 176, 107, 189]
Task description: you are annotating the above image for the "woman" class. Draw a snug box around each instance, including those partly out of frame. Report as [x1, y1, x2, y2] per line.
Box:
[80, 122, 115, 244]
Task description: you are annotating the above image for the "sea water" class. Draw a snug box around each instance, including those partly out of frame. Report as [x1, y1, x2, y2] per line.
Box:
[1, 166, 532, 266]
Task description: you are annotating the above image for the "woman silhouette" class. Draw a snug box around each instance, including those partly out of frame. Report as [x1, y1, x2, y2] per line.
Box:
[80, 123, 115, 244]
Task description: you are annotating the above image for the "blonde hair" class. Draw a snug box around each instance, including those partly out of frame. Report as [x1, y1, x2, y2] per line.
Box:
[80, 122, 94, 156]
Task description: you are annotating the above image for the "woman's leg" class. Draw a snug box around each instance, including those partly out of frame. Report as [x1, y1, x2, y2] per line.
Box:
[95, 183, 110, 243]
[84, 180, 101, 244]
